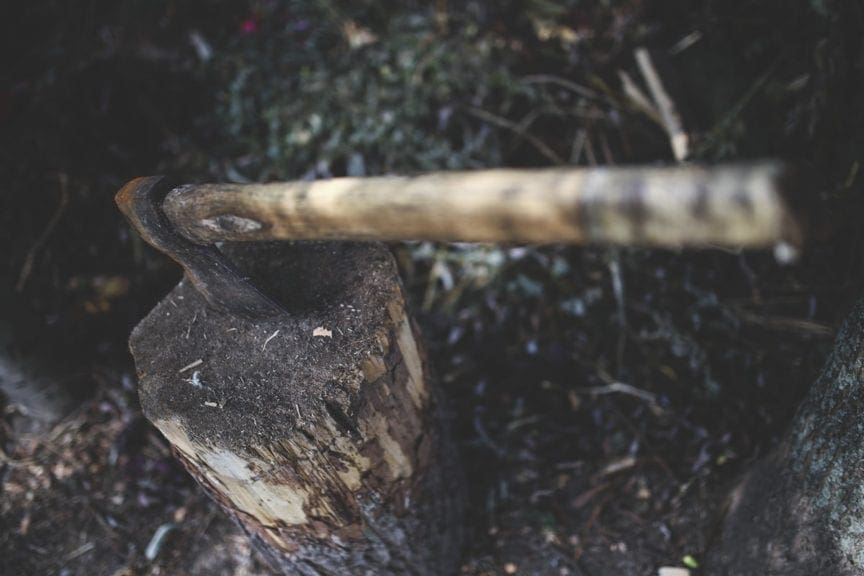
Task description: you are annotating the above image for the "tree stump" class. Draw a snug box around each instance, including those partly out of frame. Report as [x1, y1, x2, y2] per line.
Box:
[708, 297, 864, 575]
[129, 241, 464, 575]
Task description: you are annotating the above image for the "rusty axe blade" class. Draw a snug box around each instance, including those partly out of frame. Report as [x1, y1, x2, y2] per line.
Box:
[116, 176, 284, 319]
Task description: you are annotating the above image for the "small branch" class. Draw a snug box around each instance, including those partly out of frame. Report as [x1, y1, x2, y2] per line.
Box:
[607, 254, 627, 378]
[178, 359, 204, 374]
[572, 381, 663, 415]
[573, 381, 657, 404]
[262, 329, 280, 351]
[635, 48, 689, 162]
[520, 74, 601, 101]
[473, 412, 508, 459]
[734, 310, 834, 338]
[669, 31, 703, 55]
[569, 129, 588, 164]
[16, 173, 70, 292]
[464, 106, 565, 165]
[617, 70, 663, 125]
[696, 61, 779, 158]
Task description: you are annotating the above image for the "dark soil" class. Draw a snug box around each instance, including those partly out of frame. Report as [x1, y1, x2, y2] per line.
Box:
[1, 383, 274, 576]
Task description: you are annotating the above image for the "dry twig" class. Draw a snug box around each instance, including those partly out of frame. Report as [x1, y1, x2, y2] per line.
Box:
[634, 48, 689, 161]
[618, 70, 663, 125]
[16, 173, 70, 292]
[465, 106, 565, 165]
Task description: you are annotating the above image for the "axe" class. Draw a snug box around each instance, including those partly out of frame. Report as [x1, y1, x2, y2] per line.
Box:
[115, 162, 803, 575]
[117, 162, 802, 320]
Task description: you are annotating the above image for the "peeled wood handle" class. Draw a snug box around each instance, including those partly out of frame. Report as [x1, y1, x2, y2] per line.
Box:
[161, 163, 803, 249]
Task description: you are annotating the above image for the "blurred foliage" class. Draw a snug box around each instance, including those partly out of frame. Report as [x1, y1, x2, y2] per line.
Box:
[647, 0, 864, 178]
[205, 0, 652, 180]
[213, 4, 511, 176]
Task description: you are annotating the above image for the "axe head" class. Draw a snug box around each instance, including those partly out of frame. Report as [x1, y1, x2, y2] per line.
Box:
[116, 176, 285, 319]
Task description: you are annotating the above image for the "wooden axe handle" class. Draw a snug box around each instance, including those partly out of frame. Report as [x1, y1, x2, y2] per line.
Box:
[160, 163, 803, 250]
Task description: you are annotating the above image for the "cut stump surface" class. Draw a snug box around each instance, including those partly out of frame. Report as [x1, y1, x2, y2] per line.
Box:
[130, 241, 464, 575]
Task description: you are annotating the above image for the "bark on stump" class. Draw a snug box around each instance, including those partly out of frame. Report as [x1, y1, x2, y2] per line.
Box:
[708, 297, 864, 575]
[129, 242, 464, 575]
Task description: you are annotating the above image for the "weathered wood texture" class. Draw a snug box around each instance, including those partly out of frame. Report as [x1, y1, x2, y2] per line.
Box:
[162, 163, 802, 249]
[708, 297, 864, 575]
[129, 242, 464, 575]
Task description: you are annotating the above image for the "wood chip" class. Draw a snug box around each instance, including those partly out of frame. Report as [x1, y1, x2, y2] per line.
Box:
[177, 359, 203, 373]
[658, 568, 690, 576]
[262, 330, 280, 351]
[144, 523, 175, 561]
[313, 326, 333, 338]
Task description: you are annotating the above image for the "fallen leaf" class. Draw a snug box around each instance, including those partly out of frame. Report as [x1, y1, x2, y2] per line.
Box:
[342, 21, 377, 49]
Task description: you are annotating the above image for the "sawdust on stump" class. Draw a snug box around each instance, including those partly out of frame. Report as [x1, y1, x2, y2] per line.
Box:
[129, 241, 464, 575]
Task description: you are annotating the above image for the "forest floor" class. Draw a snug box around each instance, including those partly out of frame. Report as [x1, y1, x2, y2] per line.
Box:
[2, 1, 864, 575]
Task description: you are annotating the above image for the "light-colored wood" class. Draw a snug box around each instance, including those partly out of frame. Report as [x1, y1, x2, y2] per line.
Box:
[162, 163, 802, 249]
[635, 48, 689, 162]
